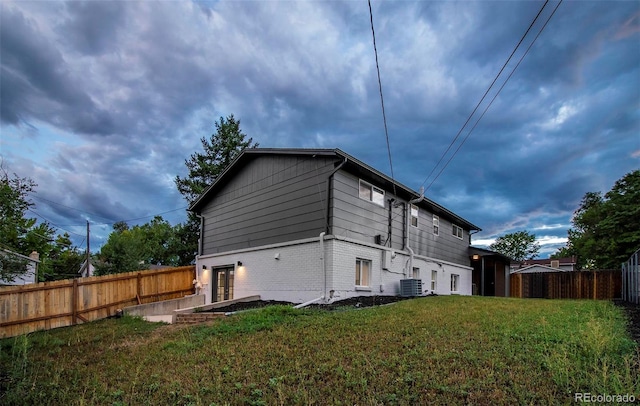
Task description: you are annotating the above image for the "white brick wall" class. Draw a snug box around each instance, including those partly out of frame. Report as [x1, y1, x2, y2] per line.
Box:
[196, 235, 473, 304]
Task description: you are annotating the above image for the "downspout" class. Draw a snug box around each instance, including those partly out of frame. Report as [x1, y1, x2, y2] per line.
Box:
[192, 212, 205, 292]
[296, 231, 328, 309]
[320, 232, 326, 301]
[405, 187, 425, 278]
[325, 157, 348, 235]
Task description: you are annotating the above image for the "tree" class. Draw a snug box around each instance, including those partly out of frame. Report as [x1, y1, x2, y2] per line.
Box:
[175, 114, 258, 205]
[489, 230, 540, 262]
[0, 166, 37, 281]
[1, 163, 86, 282]
[95, 216, 184, 275]
[567, 170, 640, 269]
[173, 114, 257, 263]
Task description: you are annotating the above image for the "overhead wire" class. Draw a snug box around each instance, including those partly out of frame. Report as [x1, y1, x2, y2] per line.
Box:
[420, 0, 552, 190]
[368, 0, 398, 197]
[424, 0, 563, 192]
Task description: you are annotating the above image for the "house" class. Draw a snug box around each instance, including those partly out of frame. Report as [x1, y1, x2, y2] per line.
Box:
[510, 257, 577, 274]
[0, 249, 39, 286]
[79, 259, 95, 277]
[189, 148, 485, 305]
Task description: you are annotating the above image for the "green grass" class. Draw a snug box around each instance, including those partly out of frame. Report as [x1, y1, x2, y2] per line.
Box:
[1, 296, 638, 405]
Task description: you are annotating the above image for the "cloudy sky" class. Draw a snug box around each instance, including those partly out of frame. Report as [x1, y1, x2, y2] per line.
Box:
[1, 0, 638, 257]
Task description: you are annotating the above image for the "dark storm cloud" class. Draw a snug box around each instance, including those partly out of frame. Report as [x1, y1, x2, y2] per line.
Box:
[0, 4, 115, 135]
[59, 1, 127, 55]
[1, 0, 637, 255]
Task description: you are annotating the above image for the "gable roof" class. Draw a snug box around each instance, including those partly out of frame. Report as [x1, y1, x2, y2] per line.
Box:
[189, 148, 481, 231]
[511, 264, 571, 274]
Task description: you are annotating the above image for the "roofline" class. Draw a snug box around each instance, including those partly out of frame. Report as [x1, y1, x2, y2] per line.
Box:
[0, 248, 41, 263]
[189, 148, 481, 231]
[511, 264, 570, 273]
[469, 246, 512, 262]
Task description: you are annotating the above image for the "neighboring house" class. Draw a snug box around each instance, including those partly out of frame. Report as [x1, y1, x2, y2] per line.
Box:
[0, 249, 40, 286]
[189, 148, 483, 304]
[79, 259, 95, 277]
[511, 257, 577, 273]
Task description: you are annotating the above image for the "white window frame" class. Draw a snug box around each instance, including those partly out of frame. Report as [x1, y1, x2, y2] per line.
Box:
[433, 215, 439, 236]
[359, 180, 385, 207]
[451, 274, 460, 293]
[431, 270, 437, 291]
[355, 258, 371, 287]
[410, 204, 419, 227]
[452, 224, 463, 240]
[412, 267, 420, 279]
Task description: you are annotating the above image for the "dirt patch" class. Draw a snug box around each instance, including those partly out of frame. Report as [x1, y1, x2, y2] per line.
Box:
[307, 295, 414, 310]
[614, 299, 640, 343]
[207, 300, 294, 313]
[204, 296, 418, 313]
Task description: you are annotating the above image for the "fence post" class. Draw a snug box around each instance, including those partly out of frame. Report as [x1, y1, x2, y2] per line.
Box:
[136, 272, 142, 304]
[72, 278, 78, 325]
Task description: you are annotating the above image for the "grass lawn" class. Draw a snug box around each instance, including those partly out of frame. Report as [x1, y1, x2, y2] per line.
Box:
[1, 296, 638, 405]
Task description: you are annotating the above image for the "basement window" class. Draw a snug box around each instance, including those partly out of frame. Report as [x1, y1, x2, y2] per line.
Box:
[412, 267, 420, 279]
[431, 270, 437, 291]
[451, 274, 460, 293]
[355, 258, 371, 287]
[359, 180, 385, 207]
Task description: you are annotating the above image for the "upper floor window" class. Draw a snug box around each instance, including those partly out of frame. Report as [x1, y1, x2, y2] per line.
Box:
[410, 204, 419, 227]
[452, 224, 463, 239]
[359, 180, 385, 207]
[433, 215, 440, 235]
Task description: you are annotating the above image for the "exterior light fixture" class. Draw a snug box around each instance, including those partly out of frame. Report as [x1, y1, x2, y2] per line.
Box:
[472, 254, 480, 261]
[202, 265, 207, 269]
[237, 261, 243, 267]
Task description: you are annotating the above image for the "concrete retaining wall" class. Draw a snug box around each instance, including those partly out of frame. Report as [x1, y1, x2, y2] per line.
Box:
[123, 294, 205, 317]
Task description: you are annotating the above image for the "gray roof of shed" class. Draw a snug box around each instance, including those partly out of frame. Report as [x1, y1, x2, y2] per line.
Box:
[189, 148, 481, 231]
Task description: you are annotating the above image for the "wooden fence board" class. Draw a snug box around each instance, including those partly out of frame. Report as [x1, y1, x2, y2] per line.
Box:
[509, 270, 621, 300]
[0, 266, 195, 338]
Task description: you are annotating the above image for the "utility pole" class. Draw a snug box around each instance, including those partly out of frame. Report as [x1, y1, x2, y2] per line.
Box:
[86, 220, 90, 276]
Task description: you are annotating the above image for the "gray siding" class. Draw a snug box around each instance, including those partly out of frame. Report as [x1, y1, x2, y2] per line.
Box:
[331, 170, 469, 265]
[201, 155, 336, 254]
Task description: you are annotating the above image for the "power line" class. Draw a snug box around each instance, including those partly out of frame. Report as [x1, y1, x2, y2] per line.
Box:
[421, 0, 552, 190]
[424, 0, 563, 192]
[27, 208, 86, 238]
[30, 193, 188, 227]
[368, 0, 397, 197]
[29, 195, 116, 223]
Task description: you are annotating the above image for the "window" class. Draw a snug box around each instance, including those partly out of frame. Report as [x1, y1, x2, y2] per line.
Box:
[431, 270, 437, 291]
[359, 180, 385, 207]
[451, 274, 459, 293]
[452, 224, 463, 239]
[433, 215, 439, 235]
[410, 204, 419, 227]
[412, 267, 420, 279]
[355, 258, 371, 287]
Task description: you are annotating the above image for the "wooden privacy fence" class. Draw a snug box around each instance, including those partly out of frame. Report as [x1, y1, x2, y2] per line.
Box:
[510, 269, 621, 300]
[0, 265, 195, 338]
[622, 249, 640, 304]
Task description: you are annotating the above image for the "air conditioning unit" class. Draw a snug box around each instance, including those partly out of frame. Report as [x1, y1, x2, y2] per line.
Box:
[400, 279, 422, 297]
